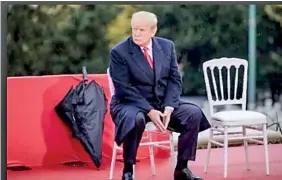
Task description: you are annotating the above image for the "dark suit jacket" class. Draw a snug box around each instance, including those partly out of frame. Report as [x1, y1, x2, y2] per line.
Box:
[109, 36, 182, 145]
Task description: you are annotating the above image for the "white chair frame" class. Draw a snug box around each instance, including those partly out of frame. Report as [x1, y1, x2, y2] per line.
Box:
[107, 68, 176, 180]
[202, 57, 270, 178]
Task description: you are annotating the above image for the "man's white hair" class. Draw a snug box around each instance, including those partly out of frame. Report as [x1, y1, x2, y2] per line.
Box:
[131, 11, 158, 27]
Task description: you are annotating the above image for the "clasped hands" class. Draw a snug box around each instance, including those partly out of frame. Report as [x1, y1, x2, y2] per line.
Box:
[147, 107, 173, 132]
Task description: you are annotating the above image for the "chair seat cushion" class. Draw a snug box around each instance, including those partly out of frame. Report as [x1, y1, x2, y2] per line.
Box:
[211, 110, 267, 126]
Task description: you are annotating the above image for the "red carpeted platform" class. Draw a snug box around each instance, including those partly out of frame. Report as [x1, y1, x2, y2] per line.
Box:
[7, 75, 170, 169]
[8, 144, 282, 180]
[6, 74, 172, 179]
[7, 75, 282, 179]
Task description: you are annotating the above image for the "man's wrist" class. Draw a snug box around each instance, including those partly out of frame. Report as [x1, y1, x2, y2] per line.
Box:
[146, 107, 154, 115]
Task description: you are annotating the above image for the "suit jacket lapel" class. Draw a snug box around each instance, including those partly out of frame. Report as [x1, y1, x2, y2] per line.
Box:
[152, 37, 165, 85]
[129, 37, 154, 81]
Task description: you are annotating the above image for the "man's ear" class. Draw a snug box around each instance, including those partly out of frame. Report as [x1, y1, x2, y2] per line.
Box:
[151, 26, 157, 37]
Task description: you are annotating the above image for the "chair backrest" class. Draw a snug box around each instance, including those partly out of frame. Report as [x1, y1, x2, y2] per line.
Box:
[106, 68, 115, 97]
[202, 57, 248, 114]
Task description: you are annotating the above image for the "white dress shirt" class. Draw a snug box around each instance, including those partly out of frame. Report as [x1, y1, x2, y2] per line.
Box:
[140, 40, 153, 60]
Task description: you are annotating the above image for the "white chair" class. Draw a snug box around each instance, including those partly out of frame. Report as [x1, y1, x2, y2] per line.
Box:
[202, 57, 270, 178]
[107, 68, 176, 180]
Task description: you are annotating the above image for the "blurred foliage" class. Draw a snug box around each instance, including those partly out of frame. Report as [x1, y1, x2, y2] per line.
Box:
[7, 4, 282, 96]
[7, 5, 122, 75]
[265, 5, 282, 26]
[106, 5, 138, 48]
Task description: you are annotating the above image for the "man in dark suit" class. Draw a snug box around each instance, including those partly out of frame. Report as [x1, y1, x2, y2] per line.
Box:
[109, 11, 211, 180]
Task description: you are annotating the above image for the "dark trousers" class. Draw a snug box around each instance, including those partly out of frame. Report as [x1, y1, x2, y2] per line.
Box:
[123, 103, 209, 164]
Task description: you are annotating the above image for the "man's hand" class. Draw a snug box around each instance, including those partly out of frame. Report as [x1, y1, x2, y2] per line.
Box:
[147, 109, 166, 132]
[163, 107, 174, 129]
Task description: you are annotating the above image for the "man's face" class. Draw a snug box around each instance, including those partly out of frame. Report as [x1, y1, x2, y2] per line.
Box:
[131, 19, 156, 46]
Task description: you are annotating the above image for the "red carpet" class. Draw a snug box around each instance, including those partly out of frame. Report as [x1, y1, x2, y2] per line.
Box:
[8, 144, 282, 180]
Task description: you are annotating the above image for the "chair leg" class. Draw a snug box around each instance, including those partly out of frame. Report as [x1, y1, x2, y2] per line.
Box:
[242, 126, 250, 170]
[223, 126, 228, 178]
[109, 143, 118, 180]
[169, 132, 176, 170]
[148, 132, 156, 176]
[204, 128, 213, 173]
[277, 123, 282, 135]
[263, 123, 270, 175]
[133, 165, 135, 179]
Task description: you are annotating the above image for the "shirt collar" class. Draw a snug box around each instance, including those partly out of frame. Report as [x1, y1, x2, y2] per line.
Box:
[147, 39, 152, 50]
[141, 39, 152, 51]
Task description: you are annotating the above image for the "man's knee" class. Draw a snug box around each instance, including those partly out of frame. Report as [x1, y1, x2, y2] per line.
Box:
[135, 112, 146, 130]
[184, 104, 203, 125]
[192, 105, 203, 118]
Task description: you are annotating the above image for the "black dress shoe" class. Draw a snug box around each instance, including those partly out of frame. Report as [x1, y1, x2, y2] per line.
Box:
[174, 168, 203, 180]
[122, 172, 133, 180]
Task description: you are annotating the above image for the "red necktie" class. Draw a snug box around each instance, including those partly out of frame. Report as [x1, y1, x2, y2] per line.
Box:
[142, 46, 154, 69]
